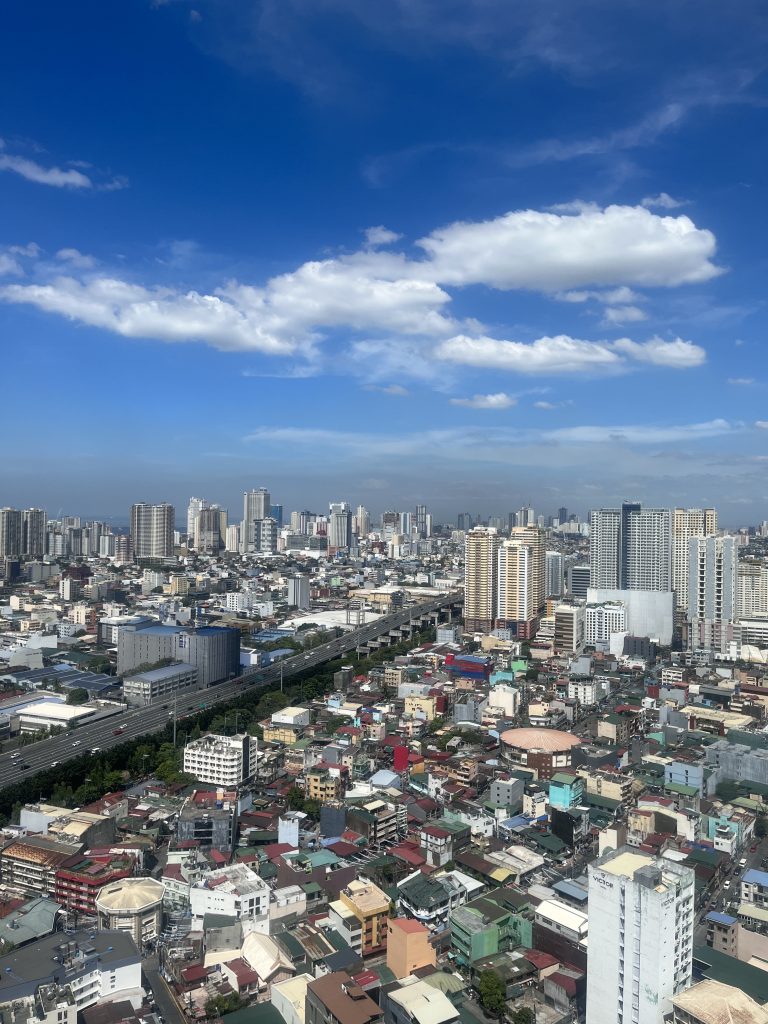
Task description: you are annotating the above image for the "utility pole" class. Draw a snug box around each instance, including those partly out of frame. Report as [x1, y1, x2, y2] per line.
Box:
[280, 659, 284, 694]
[172, 693, 177, 747]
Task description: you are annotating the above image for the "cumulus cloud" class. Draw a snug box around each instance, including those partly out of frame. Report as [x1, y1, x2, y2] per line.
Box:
[366, 383, 410, 396]
[0, 202, 716, 369]
[437, 333, 706, 375]
[418, 204, 721, 290]
[728, 377, 755, 385]
[450, 392, 517, 409]
[757, 421, 768, 429]
[0, 254, 22, 276]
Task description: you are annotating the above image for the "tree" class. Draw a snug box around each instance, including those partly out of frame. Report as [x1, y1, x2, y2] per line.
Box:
[286, 786, 305, 811]
[756, 815, 768, 839]
[66, 688, 89, 705]
[716, 781, 740, 803]
[510, 1009, 534, 1024]
[478, 971, 506, 1018]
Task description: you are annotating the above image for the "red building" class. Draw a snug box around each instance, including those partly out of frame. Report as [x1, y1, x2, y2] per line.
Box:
[55, 852, 137, 916]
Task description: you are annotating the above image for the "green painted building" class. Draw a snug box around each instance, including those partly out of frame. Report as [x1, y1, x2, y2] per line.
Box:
[450, 893, 531, 965]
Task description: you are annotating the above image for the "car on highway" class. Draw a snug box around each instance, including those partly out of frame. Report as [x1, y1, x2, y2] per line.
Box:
[724, 880, 731, 890]
[51, 761, 59, 767]
[113, 727, 125, 735]
[72, 740, 81, 747]
[91, 747, 100, 754]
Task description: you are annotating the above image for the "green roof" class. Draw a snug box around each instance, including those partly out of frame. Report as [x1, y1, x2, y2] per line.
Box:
[224, 1005, 285, 1024]
[665, 782, 699, 796]
[693, 946, 768, 1003]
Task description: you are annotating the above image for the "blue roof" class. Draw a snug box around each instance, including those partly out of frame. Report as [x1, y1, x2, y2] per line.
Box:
[743, 869, 768, 885]
[553, 879, 589, 903]
[706, 911, 737, 926]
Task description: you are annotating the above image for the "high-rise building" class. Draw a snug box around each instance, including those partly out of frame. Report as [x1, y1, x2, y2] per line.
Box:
[21, 508, 46, 557]
[672, 508, 718, 610]
[328, 502, 352, 553]
[241, 488, 271, 552]
[688, 535, 737, 653]
[415, 504, 428, 537]
[590, 503, 671, 592]
[0, 508, 22, 558]
[457, 513, 473, 532]
[355, 505, 371, 537]
[515, 505, 535, 527]
[269, 504, 283, 528]
[496, 527, 545, 636]
[586, 848, 694, 1024]
[194, 506, 227, 551]
[287, 575, 310, 610]
[253, 517, 278, 554]
[399, 511, 413, 535]
[186, 497, 208, 541]
[558, 506, 568, 525]
[737, 559, 768, 617]
[545, 550, 565, 597]
[225, 524, 240, 553]
[463, 526, 502, 634]
[130, 503, 175, 559]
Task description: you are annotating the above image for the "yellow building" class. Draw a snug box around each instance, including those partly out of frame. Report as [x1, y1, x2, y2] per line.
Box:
[304, 768, 343, 802]
[386, 918, 436, 979]
[404, 695, 437, 722]
[339, 879, 390, 955]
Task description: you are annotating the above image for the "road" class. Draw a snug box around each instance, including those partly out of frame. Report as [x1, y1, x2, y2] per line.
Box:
[143, 951, 187, 1024]
[693, 835, 768, 946]
[0, 592, 461, 785]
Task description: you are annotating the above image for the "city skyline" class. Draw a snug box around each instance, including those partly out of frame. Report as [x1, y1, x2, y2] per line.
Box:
[3, 4, 768, 516]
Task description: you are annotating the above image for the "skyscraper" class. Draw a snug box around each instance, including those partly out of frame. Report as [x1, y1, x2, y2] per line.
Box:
[688, 535, 737, 653]
[21, 508, 46, 557]
[0, 508, 23, 558]
[328, 502, 352, 553]
[463, 526, 502, 633]
[590, 503, 671, 591]
[415, 504, 428, 537]
[671, 507, 718, 610]
[497, 532, 544, 636]
[241, 488, 271, 553]
[586, 848, 694, 1024]
[194, 506, 227, 551]
[545, 550, 565, 598]
[130, 503, 175, 559]
[186, 497, 209, 541]
[355, 505, 370, 537]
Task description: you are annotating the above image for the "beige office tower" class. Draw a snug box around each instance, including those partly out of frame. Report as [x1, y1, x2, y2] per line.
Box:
[463, 526, 501, 633]
[672, 508, 718, 610]
[509, 526, 546, 613]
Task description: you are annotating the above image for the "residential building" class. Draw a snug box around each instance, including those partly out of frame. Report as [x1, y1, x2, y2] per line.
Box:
[397, 872, 468, 931]
[741, 869, 768, 909]
[688, 536, 737, 654]
[497, 528, 545, 636]
[183, 733, 259, 787]
[0, 930, 141, 1013]
[0, 507, 22, 558]
[585, 601, 626, 650]
[21, 508, 47, 558]
[347, 800, 404, 847]
[672, 508, 718, 611]
[672, 980, 768, 1024]
[464, 527, 502, 634]
[129, 502, 174, 559]
[586, 848, 695, 1024]
[554, 603, 586, 653]
[328, 502, 353, 554]
[189, 863, 270, 923]
[288, 575, 311, 609]
[590, 503, 671, 592]
[386, 979, 459, 1024]
[329, 879, 389, 956]
[546, 550, 565, 598]
[176, 789, 237, 851]
[386, 919, 436, 980]
[55, 853, 136, 917]
[306, 972, 382, 1024]
[0, 835, 82, 898]
[451, 894, 518, 965]
[305, 767, 345, 802]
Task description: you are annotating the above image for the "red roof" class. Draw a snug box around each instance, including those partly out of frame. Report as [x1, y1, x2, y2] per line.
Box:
[522, 950, 559, 970]
[389, 918, 427, 934]
[224, 958, 260, 986]
[263, 843, 295, 859]
[181, 965, 208, 983]
[548, 972, 577, 997]
[327, 841, 358, 858]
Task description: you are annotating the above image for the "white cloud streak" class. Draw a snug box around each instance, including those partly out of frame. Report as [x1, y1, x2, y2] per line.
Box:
[0, 139, 127, 191]
[450, 392, 516, 409]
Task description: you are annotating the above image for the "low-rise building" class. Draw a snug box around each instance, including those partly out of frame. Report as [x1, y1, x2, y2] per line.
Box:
[183, 733, 259, 787]
[122, 663, 198, 706]
[190, 863, 270, 924]
[386, 918, 436, 980]
[95, 877, 165, 948]
[306, 972, 382, 1024]
[328, 879, 389, 956]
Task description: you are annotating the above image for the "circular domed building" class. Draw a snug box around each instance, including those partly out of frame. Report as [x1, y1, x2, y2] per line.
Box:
[499, 727, 582, 779]
[96, 877, 165, 947]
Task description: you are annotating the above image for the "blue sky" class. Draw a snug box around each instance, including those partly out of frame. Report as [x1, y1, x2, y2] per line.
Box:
[2, 0, 768, 524]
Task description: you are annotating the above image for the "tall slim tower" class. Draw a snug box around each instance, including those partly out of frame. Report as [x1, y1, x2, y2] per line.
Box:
[241, 488, 271, 553]
[545, 551, 565, 598]
[22, 508, 47, 557]
[355, 505, 370, 537]
[463, 527, 502, 634]
[688, 535, 737, 653]
[130, 503, 175, 559]
[186, 497, 209, 541]
[672, 507, 718, 610]
[328, 502, 352, 554]
[0, 508, 23, 558]
[586, 848, 694, 1024]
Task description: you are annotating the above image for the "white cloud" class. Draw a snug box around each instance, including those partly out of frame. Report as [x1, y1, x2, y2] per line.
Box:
[602, 305, 647, 324]
[641, 192, 687, 209]
[0, 202, 718, 369]
[756, 421, 768, 429]
[728, 377, 755, 385]
[9, 243, 40, 258]
[0, 152, 92, 189]
[546, 419, 734, 444]
[450, 392, 517, 409]
[364, 225, 402, 246]
[366, 383, 410, 396]
[437, 333, 705, 375]
[0, 254, 22, 277]
[55, 248, 96, 269]
[612, 336, 706, 368]
[418, 204, 721, 290]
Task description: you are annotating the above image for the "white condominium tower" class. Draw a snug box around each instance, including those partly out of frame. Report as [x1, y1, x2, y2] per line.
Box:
[130, 502, 175, 559]
[688, 535, 737, 653]
[496, 526, 546, 636]
[672, 507, 718, 610]
[463, 526, 501, 634]
[186, 497, 209, 541]
[241, 487, 271, 552]
[590, 503, 671, 591]
[586, 847, 694, 1024]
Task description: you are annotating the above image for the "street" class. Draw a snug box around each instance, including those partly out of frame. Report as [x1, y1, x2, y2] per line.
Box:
[143, 952, 187, 1024]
